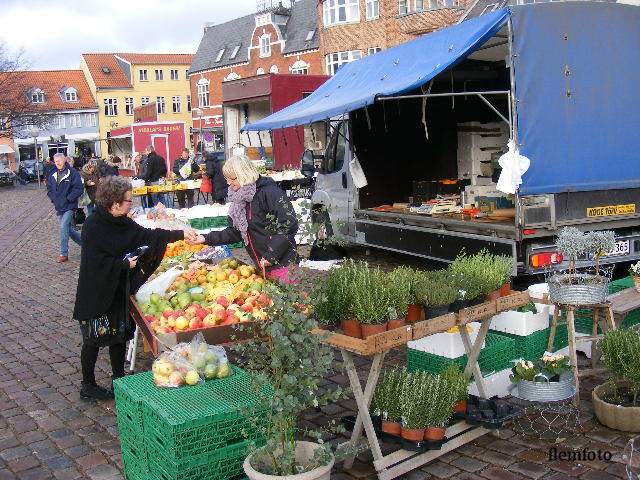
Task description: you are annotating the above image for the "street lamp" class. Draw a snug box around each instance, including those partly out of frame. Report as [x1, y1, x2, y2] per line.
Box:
[27, 127, 41, 187]
[192, 107, 203, 155]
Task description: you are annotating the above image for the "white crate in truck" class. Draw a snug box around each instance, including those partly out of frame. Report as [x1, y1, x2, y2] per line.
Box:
[457, 121, 508, 179]
[489, 303, 550, 336]
[407, 322, 483, 358]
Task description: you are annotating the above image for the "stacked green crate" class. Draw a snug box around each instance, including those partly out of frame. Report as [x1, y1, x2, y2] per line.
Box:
[489, 324, 569, 362]
[406, 332, 516, 376]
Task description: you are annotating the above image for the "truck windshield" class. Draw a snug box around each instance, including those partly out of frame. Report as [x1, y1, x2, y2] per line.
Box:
[325, 122, 346, 173]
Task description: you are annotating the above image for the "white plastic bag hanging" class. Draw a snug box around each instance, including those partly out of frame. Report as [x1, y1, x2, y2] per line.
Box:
[135, 265, 184, 303]
[349, 158, 368, 189]
[496, 139, 530, 194]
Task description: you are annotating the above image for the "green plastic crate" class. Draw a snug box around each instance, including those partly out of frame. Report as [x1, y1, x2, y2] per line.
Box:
[407, 332, 516, 376]
[489, 325, 568, 362]
[114, 371, 158, 432]
[119, 421, 149, 479]
[609, 276, 634, 294]
[143, 374, 267, 462]
[122, 448, 148, 480]
[147, 439, 259, 480]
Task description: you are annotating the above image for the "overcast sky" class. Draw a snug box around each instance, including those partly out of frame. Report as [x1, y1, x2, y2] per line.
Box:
[1, 0, 257, 71]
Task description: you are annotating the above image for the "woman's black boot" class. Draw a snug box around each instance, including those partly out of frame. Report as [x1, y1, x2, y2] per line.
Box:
[80, 382, 114, 400]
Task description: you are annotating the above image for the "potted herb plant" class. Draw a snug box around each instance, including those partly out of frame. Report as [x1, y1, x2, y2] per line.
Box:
[415, 270, 458, 318]
[548, 227, 615, 305]
[440, 364, 469, 414]
[233, 273, 348, 480]
[484, 254, 513, 300]
[424, 375, 454, 441]
[352, 266, 392, 337]
[399, 371, 429, 441]
[377, 366, 405, 435]
[593, 328, 640, 432]
[329, 259, 363, 338]
[629, 261, 640, 293]
[386, 267, 413, 329]
[509, 354, 574, 402]
[449, 253, 485, 309]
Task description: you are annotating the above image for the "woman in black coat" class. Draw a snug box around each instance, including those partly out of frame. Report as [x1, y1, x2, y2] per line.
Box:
[204, 151, 228, 203]
[73, 176, 194, 400]
[190, 155, 298, 280]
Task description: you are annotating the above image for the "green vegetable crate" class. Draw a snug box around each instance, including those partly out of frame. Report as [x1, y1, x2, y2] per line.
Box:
[114, 366, 263, 480]
[489, 325, 569, 362]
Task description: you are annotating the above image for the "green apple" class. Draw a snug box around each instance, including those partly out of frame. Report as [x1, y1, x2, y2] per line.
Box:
[216, 363, 231, 378]
[150, 293, 162, 305]
[204, 364, 217, 380]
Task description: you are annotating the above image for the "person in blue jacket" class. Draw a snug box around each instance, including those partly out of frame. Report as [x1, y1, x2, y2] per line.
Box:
[47, 153, 84, 263]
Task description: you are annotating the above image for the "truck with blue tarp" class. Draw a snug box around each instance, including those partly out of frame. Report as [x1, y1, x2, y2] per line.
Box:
[242, 2, 640, 276]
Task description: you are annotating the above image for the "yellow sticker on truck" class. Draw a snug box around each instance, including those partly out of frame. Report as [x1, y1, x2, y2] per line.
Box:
[586, 204, 636, 218]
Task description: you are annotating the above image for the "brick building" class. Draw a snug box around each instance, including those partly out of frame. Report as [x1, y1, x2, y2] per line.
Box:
[188, 0, 322, 153]
[318, 0, 480, 75]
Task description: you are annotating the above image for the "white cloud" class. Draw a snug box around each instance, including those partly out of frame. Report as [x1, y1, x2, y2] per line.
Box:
[1, 0, 257, 70]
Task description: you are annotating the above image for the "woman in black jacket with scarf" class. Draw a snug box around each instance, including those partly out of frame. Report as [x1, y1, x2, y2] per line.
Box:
[190, 155, 298, 281]
[73, 176, 194, 400]
[204, 151, 228, 203]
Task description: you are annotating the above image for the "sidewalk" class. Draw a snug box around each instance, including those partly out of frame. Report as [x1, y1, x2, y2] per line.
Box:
[0, 184, 633, 480]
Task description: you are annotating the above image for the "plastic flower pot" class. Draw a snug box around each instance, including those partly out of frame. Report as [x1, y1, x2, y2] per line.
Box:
[406, 304, 422, 323]
[424, 304, 450, 319]
[381, 420, 401, 435]
[401, 427, 425, 441]
[361, 322, 388, 338]
[453, 399, 467, 413]
[243, 441, 335, 480]
[592, 382, 640, 432]
[424, 426, 446, 441]
[387, 318, 406, 331]
[340, 319, 362, 339]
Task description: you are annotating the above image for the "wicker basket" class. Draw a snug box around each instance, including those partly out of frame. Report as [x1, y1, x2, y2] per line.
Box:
[516, 371, 575, 402]
[548, 273, 609, 305]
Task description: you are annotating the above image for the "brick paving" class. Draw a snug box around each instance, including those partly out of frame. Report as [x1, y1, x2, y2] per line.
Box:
[0, 183, 635, 479]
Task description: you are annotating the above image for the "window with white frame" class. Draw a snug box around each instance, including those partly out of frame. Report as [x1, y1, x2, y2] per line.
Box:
[325, 50, 362, 76]
[398, 0, 408, 14]
[187, 95, 191, 112]
[215, 49, 225, 62]
[31, 89, 45, 104]
[229, 45, 240, 59]
[139, 69, 148, 81]
[368, 46, 382, 55]
[170, 69, 179, 80]
[85, 113, 97, 127]
[125, 97, 134, 115]
[269, 65, 279, 74]
[224, 72, 241, 81]
[415, 0, 424, 8]
[64, 88, 78, 102]
[0, 117, 8, 131]
[104, 98, 118, 116]
[70, 114, 81, 128]
[197, 79, 210, 107]
[156, 96, 165, 114]
[429, 0, 438, 7]
[53, 115, 65, 129]
[366, 0, 379, 19]
[185, 69, 189, 79]
[323, 0, 360, 27]
[259, 35, 271, 57]
[172, 96, 181, 113]
[155, 69, 164, 81]
[141, 97, 150, 106]
[256, 68, 265, 75]
[290, 60, 310, 75]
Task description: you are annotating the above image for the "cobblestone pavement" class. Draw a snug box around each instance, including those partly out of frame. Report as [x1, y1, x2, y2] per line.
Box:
[0, 183, 635, 480]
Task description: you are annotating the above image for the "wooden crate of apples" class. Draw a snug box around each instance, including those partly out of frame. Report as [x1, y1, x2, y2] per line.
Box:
[137, 257, 271, 341]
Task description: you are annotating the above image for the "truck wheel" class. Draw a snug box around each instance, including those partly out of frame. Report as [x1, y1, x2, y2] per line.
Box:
[310, 208, 347, 260]
[312, 208, 333, 241]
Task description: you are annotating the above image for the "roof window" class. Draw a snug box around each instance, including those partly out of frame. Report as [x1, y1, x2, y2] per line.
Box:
[305, 30, 315, 41]
[230, 45, 240, 59]
[102, 67, 111, 74]
[216, 49, 225, 62]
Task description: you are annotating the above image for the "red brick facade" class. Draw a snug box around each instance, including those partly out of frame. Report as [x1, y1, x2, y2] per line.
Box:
[189, 18, 322, 142]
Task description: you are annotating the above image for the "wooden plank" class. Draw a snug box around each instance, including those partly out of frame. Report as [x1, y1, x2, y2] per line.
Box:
[496, 291, 530, 312]
[607, 287, 640, 314]
[367, 326, 413, 353]
[458, 301, 497, 325]
[412, 314, 457, 340]
[312, 329, 371, 355]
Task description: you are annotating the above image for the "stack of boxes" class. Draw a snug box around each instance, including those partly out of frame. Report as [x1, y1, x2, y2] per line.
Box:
[457, 121, 508, 185]
[114, 367, 267, 480]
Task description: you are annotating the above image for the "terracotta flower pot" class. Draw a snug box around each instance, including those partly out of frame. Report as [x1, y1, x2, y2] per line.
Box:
[424, 426, 446, 441]
[406, 304, 422, 323]
[318, 324, 335, 331]
[401, 427, 425, 441]
[381, 420, 401, 435]
[485, 289, 502, 301]
[500, 283, 511, 296]
[592, 382, 640, 432]
[453, 399, 467, 412]
[387, 318, 406, 331]
[361, 322, 387, 338]
[340, 319, 362, 339]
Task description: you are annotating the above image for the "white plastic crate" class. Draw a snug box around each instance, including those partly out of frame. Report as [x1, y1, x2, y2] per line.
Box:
[407, 322, 483, 359]
[489, 303, 550, 336]
[468, 367, 516, 398]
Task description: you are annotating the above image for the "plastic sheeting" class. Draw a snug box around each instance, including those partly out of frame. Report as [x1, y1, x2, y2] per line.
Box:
[242, 8, 508, 131]
[513, 2, 640, 194]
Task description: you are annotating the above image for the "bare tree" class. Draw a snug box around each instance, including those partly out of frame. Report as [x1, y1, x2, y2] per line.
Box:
[0, 42, 53, 139]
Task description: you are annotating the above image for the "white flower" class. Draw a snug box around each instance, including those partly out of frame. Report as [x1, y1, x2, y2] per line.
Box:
[526, 361, 534, 369]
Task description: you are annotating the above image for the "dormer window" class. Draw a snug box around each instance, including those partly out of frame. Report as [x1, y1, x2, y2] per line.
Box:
[259, 35, 271, 57]
[30, 88, 45, 104]
[61, 87, 78, 102]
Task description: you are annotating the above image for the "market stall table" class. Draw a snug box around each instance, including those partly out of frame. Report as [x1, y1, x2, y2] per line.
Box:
[320, 291, 531, 480]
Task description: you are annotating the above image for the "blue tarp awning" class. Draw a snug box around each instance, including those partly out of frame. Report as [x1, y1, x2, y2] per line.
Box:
[242, 8, 509, 131]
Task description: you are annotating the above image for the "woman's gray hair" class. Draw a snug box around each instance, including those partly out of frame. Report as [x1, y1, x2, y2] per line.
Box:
[95, 176, 132, 208]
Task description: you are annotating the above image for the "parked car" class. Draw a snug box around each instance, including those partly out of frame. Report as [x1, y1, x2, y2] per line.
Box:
[19, 159, 44, 183]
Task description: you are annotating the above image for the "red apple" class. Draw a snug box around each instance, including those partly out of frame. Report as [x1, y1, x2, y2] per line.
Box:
[195, 307, 208, 320]
[256, 294, 269, 307]
[203, 313, 217, 327]
[225, 311, 239, 324]
[189, 318, 202, 330]
[155, 326, 171, 334]
[144, 314, 157, 323]
[241, 303, 254, 312]
[216, 296, 229, 308]
[163, 309, 173, 319]
[213, 309, 226, 323]
[234, 298, 244, 306]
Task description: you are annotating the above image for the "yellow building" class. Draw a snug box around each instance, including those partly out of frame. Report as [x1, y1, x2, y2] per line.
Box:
[80, 53, 194, 158]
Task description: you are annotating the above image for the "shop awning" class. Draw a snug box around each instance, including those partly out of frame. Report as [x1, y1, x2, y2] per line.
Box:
[242, 8, 508, 131]
[0, 145, 14, 154]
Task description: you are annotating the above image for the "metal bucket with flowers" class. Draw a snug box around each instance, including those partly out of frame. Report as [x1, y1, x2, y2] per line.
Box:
[510, 354, 575, 402]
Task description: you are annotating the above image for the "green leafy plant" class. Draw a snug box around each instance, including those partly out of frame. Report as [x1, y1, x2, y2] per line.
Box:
[598, 328, 640, 406]
[586, 230, 615, 275]
[231, 272, 349, 476]
[555, 227, 586, 276]
[439, 363, 469, 403]
[516, 301, 538, 314]
[351, 266, 393, 325]
[374, 366, 406, 422]
[509, 359, 538, 382]
[629, 261, 640, 277]
[312, 260, 361, 327]
[386, 266, 414, 318]
[509, 354, 571, 383]
[425, 375, 455, 428]
[399, 370, 429, 429]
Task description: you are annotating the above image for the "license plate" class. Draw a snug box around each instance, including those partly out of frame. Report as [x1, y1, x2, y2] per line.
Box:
[604, 240, 630, 257]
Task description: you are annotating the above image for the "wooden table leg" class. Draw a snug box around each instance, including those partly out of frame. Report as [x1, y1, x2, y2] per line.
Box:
[460, 319, 491, 398]
[341, 349, 386, 470]
[566, 310, 580, 407]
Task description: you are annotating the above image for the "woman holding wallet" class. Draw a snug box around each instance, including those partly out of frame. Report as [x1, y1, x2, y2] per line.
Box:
[73, 176, 196, 400]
